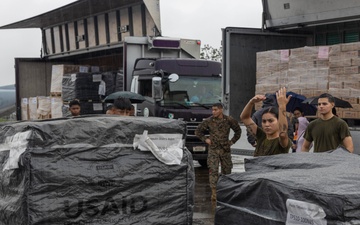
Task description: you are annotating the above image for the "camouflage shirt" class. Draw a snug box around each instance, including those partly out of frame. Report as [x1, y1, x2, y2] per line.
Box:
[195, 115, 241, 149]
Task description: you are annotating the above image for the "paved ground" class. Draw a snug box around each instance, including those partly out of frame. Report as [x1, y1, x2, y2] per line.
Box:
[192, 154, 248, 225]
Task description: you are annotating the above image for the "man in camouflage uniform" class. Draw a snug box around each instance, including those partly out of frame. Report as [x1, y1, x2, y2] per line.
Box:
[195, 103, 241, 201]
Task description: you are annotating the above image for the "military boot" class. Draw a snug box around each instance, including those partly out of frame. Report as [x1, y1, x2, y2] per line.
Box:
[211, 188, 217, 201]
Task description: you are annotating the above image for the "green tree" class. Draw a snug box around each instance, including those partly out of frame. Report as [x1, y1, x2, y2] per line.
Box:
[200, 44, 222, 62]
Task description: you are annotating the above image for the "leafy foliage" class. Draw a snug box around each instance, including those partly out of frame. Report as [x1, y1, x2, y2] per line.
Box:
[200, 44, 222, 62]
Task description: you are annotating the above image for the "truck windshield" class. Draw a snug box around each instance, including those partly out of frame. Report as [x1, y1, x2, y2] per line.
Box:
[163, 76, 221, 105]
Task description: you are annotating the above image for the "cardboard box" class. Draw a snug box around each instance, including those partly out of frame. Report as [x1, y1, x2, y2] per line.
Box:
[350, 88, 360, 98]
[343, 81, 360, 89]
[308, 68, 329, 76]
[341, 42, 360, 51]
[313, 89, 328, 96]
[313, 60, 329, 68]
[342, 110, 357, 118]
[329, 45, 341, 56]
[351, 103, 360, 110]
[329, 74, 349, 82]
[344, 66, 360, 74]
[329, 82, 343, 89]
[341, 50, 360, 58]
[256, 71, 271, 79]
[51, 97, 63, 118]
[21, 98, 29, 120]
[37, 96, 51, 120]
[262, 84, 280, 93]
[28, 97, 38, 120]
[329, 67, 345, 75]
[336, 110, 344, 118]
[288, 61, 309, 69]
[329, 59, 352, 67]
[351, 58, 360, 66]
[329, 88, 350, 97]
[301, 89, 314, 97]
[317, 82, 329, 90]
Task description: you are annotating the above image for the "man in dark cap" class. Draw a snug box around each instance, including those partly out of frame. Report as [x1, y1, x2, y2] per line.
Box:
[246, 93, 294, 147]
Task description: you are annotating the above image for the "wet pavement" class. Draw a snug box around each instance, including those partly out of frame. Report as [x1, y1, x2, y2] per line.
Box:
[192, 155, 250, 225]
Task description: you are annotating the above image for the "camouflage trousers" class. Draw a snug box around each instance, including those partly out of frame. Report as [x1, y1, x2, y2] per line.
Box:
[207, 145, 233, 189]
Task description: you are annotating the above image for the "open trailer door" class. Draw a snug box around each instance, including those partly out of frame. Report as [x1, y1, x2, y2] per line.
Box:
[15, 58, 66, 120]
[221, 27, 312, 119]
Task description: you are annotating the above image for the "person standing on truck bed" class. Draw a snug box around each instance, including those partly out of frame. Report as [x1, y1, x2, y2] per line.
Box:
[240, 87, 292, 157]
[195, 103, 241, 202]
[246, 93, 294, 148]
[301, 93, 354, 153]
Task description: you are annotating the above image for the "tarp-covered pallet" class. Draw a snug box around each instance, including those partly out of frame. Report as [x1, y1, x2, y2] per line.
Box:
[0, 116, 194, 225]
[215, 148, 360, 225]
[62, 72, 124, 102]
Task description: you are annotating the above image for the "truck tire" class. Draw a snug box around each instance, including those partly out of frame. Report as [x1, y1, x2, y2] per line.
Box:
[198, 159, 207, 168]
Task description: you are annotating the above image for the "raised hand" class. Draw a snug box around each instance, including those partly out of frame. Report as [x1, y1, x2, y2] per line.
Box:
[276, 87, 291, 107]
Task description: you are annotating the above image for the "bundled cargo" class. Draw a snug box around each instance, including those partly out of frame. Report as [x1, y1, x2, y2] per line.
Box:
[0, 116, 194, 225]
[79, 101, 104, 114]
[256, 42, 360, 118]
[102, 71, 124, 96]
[62, 73, 103, 101]
[50, 64, 89, 94]
[215, 148, 360, 224]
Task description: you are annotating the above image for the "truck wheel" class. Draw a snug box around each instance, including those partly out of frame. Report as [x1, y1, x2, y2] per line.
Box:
[198, 160, 207, 168]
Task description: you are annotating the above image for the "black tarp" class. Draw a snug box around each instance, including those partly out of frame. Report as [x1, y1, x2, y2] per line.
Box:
[215, 148, 360, 225]
[62, 72, 124, 102]
[0, 116, 194, 225]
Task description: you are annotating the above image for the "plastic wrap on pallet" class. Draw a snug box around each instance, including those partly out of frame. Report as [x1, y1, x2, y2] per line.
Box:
[61, 104, 71, 117]
[102, 71, 124, 96]
[0, 116, 194, 225]
[256, 42, 360, 117]
[79, 101, 104, 114]
[62, 73, 103, 101]
[215, 148, 360, 224]
[51, 65, 89, 94]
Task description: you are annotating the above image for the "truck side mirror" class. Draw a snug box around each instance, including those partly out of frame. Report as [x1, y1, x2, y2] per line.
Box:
[152, 77, 163, 100]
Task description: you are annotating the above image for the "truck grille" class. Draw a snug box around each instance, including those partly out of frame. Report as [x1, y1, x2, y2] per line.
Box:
[186, 121, 201, 138]
[186, 122, 200, 138]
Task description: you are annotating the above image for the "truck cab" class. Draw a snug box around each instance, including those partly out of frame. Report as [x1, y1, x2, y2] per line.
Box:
[131, 58, 222, 166]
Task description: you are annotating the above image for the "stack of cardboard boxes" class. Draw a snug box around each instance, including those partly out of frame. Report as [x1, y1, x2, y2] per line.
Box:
[21, 65, 91, 120]
[256, 42, 360, 118]
[20, 64, 122, 120]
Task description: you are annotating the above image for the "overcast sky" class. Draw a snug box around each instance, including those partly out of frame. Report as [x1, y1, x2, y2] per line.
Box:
[0, 0, 262, 86]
